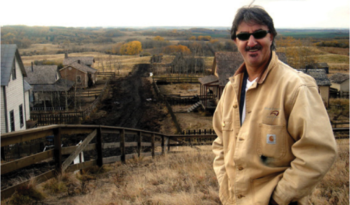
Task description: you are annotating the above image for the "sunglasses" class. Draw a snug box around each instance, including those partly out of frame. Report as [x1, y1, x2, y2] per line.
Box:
[236, 30, 269, 41]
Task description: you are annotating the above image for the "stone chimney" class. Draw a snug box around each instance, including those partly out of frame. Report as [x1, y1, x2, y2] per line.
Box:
[31, 62, 34, 72]
[65, 52, 68, 59]
[77, 60, 81, 64]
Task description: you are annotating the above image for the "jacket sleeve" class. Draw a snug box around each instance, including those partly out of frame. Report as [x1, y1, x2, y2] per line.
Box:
[272, 84, 338, 205]
[212, 87, 227, 187]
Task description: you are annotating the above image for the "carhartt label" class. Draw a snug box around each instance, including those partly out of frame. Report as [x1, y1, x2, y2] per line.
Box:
[266, 134, 276, 144]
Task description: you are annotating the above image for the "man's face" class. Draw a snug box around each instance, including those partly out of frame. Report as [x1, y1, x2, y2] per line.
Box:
[233, 21, 273, 69]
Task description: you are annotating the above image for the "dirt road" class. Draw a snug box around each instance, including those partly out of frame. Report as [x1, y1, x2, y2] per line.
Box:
[86, 64, 164, 132]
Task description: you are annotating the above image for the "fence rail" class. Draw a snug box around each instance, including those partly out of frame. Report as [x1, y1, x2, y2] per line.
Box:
[0, 125, 216, 200]
[153, 76, 199, 84]
[329, 90, 349, 99]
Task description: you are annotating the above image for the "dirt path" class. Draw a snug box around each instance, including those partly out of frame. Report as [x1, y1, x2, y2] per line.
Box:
[85, 64, 164, 132]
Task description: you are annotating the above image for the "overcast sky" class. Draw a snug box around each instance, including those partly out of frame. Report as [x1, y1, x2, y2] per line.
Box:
[1, 0, 349, 29]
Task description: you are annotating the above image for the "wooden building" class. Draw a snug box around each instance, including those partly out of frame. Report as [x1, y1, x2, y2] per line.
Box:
[329, 73, 349, 92]
[59, 61, 97, 88]
[1, 44, 31, 133]
[299, 69, 331, 107]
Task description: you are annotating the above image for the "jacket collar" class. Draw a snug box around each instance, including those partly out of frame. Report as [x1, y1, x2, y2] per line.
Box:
[229, 51, 278, 85]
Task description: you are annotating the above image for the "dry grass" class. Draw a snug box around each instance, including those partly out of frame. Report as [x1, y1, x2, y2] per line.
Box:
[3, 140, 348, 204]
[310, 139, 349, 205]
[7, 178, 45, 205]
[37, 146, 220, 205]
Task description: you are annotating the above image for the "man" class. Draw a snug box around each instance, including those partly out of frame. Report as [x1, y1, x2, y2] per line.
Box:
[212, 5, 337, 205]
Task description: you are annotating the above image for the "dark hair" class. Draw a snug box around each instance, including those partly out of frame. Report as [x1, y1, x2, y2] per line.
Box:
[230, 6, 277, 50]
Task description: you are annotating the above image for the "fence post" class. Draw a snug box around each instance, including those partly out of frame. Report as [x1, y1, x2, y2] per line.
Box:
[151, 134, 155, 159]
[96, 127, 103, 167]
[161, 135, 165, 155]
[1, 147, 5, 161]
[137, 131, 142, 158]
[168, 137, 171, 152]
[120, 129, 125, 163]
[54, 128, 62, 175]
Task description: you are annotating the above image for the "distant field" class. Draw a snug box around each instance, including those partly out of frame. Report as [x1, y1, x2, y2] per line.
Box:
[278, 30, 349, 39]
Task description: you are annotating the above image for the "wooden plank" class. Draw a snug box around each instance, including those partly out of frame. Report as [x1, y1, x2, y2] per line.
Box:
[125, 130, 138, 135]
[60, 128, 95, 135]
[101, 130, 120, 135]
[167, 134, 217, 139]
[152, 134, 155, 159]
[103, 156, 121, 164]
[143, 142, 151, 147]
[1, 169, 56, 201]
[138, 131, 141, 157]
[54, 128, 62, 175]
[125, 142, 137, 147]
[96, 127, 103, 167]
[1, 129, 54, 147]
[120, 129, 125, 163]
[1, 150, 54, 175]
[61, 144, 96, 155]
[333, 128, 349, 132]
[103, 142, 120, 149]
[61, 129, 97, 172]
[66, 160, 97, 173]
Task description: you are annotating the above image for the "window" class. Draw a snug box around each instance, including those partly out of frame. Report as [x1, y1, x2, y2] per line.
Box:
[12, 59, 16, 80]
[76, 76, 81, 84]
[19, 105, 24, 127]
[9, 110, 15, 132]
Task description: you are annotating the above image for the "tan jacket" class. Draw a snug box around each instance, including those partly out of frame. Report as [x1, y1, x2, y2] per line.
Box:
[212, 52, 337, 205]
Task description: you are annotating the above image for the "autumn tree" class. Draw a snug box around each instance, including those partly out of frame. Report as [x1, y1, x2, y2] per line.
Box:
[153, 36, 164, 41]
[163, 45, 191, 55]
[189, 36, 197, 40]
[276, 37, 315, 68]
[120, 41, 142, 55]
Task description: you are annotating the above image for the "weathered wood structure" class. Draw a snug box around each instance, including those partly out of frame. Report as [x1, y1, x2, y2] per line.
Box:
[1, 125, 217, 200]
[298, 68, 331, 107]
[1, 44, 31, 134]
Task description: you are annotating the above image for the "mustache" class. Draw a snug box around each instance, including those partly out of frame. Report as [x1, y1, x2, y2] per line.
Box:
[245, 45, 262, 52]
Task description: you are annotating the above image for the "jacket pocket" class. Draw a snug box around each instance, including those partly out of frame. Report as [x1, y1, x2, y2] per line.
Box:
[258, 123, 287, 159]
[222, 121, 234, 131]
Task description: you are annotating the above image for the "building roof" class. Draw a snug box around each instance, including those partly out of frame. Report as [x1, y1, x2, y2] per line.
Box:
[212, 51, 289, 87]
[1, 44, 27, 86]
[329, 73, 349, 84]
[32, 78, 75, 92]
[198, 75, 218, 85]
[25, 65, 58, 85]
[298, 69, 331, 86]
[24, 80, 32, 91]
[63, 56, 95, 66]
[213, 52, 244, 87]
[61, 62, 97, 74]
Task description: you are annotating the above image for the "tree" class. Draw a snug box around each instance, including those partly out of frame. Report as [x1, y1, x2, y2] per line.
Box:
[153, 36, 164, 41]
[120, 41, 142, 55]
[163, 45, 191, 55]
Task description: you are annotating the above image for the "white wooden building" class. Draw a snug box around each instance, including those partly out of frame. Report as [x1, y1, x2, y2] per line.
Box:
[1, 44, 31, 133]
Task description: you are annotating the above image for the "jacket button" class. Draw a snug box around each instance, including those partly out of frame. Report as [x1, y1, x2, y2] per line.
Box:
[233, 105, 238, 108]
[238, 167, 244, 171]
[222, 122, 225, 127]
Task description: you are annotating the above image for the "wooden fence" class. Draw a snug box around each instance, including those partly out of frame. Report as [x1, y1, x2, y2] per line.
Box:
[30, 76, 112, 126]
[31, 112, 84, 126]
[153, 76, 199, 84]
[165, 95, 214, 105]
[329, 89, 349, 99]
[0, 125, 216, 200]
